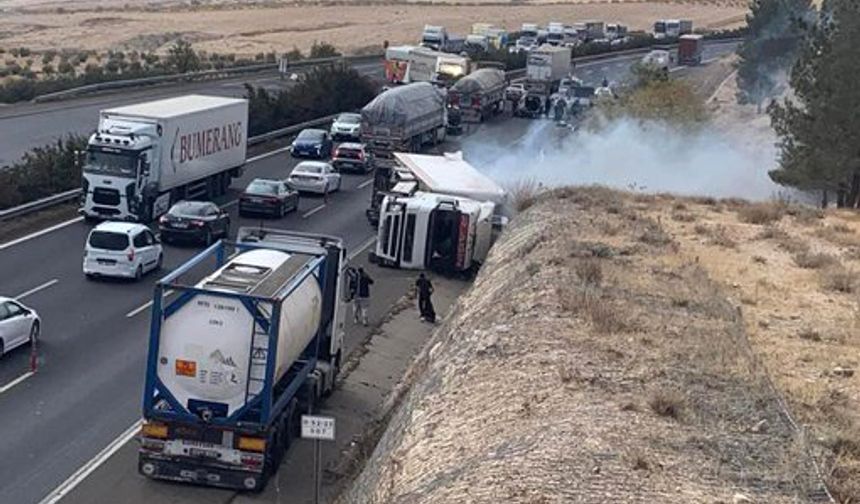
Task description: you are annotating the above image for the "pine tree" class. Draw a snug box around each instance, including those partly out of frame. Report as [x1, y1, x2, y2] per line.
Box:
[736, 0, 812, 112]
[769, 0, 860, 207]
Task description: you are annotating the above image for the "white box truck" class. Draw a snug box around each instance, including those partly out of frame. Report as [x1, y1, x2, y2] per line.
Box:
[525, 44, 571, 98]
[370, 152, 507, 275]
[81, 95, 248, 222]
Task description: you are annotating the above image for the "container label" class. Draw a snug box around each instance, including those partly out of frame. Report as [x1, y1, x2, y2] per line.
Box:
[177, 122, 244, 164]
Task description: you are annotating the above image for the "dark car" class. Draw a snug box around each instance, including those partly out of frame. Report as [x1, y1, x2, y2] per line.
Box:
[332, 142, 374, 174]
[158, 201, 230, 245]
[291, 129, 333, 159]
[238, 178, 300, 218]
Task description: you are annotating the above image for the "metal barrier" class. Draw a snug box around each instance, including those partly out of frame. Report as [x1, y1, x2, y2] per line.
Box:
[32, 54, 384, 103]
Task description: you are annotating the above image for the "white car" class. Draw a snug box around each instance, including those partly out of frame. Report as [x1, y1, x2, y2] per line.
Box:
[288, 161, 342, 195]
[83, 222, 163, 280]
[330, 113, 362, 141]
[0, 297, 40, 358]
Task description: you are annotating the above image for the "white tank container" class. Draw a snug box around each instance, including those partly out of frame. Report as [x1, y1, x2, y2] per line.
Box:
[157, 249, 322, 416]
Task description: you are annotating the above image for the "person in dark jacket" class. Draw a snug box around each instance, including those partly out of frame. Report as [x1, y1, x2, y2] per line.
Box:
[416, 273, 435, 323]
[354, 267, 374, 326]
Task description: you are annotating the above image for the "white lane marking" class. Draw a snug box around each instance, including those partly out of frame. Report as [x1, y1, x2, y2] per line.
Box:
[38, 419, 143, 504]
[348, 235, 376, 261]
[0, 217, 84, 252]
[0, 371, 34, 395]
[15, 278, 59, 300]
[247, 145, 292, 163]
[302, 204, 326, 219]
[357, 178, 374, 190]
[126, 289, 174, 318]
[221, 199, 239, 209]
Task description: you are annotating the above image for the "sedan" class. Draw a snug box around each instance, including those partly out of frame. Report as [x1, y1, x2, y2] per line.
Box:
[291, 129, 333, 159]
[239, 179, 300, 218]
[288, 161, 342, 195]
[0, 297, 40, 358]
[158, 201, 230, 245]
[330, 113, 362, 141]
[332, 143, 374, 174]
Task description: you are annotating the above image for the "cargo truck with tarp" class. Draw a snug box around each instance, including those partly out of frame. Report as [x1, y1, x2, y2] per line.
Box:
[139, 228, 348, 492]
[446, 68, 507, 123]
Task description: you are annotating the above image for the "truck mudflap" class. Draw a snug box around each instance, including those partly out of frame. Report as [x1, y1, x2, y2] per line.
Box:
[139, 453, 266, 491]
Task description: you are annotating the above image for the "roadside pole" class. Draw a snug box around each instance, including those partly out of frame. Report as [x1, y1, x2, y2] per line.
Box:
[301, 414, 336, 504]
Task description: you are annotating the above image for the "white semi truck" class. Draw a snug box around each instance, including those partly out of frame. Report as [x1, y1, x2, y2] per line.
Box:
[81, 95, 247, 222]
[140, 228, 348, 491]
[370, 152, 507, 275]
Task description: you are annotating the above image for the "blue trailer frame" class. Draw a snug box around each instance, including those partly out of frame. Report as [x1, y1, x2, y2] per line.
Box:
[141, 239, 331, 431]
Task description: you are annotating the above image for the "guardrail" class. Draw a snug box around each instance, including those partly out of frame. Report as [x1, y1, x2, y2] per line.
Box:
[32, 53, 384, 103]
[0, 115, 339, 221]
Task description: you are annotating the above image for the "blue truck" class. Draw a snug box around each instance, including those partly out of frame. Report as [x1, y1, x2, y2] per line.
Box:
[139, 227, 348, 491]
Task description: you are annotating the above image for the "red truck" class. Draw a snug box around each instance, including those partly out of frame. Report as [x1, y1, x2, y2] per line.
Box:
[678, 34, 704, 66]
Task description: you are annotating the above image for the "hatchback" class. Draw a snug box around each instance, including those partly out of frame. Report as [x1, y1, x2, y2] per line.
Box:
[291, 129, 333, 159]
[0, 297, 40, 358]
[332, 143, 374, 174]
[83, 222, 163, 280]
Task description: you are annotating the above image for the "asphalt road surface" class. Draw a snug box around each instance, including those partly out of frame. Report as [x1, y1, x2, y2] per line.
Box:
[0, 41, 739, 504]
[0, 59, 384, 167]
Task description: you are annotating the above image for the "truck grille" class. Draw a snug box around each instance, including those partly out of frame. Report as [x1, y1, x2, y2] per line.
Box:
[93, 187, 120, 205]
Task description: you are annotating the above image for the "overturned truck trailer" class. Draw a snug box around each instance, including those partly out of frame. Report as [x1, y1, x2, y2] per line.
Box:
[447, 68, 507, 123]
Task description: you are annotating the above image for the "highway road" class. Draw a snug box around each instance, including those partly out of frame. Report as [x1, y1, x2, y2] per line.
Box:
[0, 59, 384, 167]
[0, 41, 739, 504]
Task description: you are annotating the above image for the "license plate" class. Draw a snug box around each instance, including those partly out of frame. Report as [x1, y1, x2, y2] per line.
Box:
[97, 259, 116, 265]
[172, 222, 189, 229]
[189, 448, 219, 459]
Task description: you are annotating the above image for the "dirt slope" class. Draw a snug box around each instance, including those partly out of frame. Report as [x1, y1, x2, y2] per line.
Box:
[338, 188, 834, 503]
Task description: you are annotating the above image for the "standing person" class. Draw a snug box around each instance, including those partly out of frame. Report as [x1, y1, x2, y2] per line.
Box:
[416, 273, 436, 323]
[354, 267, 374, 326]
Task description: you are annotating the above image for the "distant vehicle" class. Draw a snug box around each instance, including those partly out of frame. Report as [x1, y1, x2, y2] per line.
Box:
[515, 93, 545, 118]
[360, 82, 447, 158]
[583, 20, 606, 42]
[83, 222, 163, 280]
[605, 23, 628, 41]
[238, 178, 299, 218]
[641, 49, 672, 73]
[678, 34, 705, 65]
[464, 34, 490, 52]
[524, 45, 572, 106]
[447, 68, 507, 123]
[505, 82, 526, 102]
[80, 95, 247, 223]
[332, 143, 374, 174]
[654, 19, 693, 39]
[0, 297, 39, 358]
[291, 129, 333, 159]
[330, 113, 362, 141]
[514, 23, 539, 52]
[421, 25, 448, 51]
[158, 201, 230, 246]
[546, 22, 565, 46]
[139, 227, 347, 491]
[288, 161, 342, 194]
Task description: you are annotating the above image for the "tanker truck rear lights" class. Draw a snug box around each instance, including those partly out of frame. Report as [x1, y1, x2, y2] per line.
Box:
[175, 359, 197, 377]
[142, 422, 169, 439]
[238, 436, 267, 453]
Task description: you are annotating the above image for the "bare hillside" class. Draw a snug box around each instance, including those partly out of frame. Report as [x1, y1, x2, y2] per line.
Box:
[338, 188, 836, 503]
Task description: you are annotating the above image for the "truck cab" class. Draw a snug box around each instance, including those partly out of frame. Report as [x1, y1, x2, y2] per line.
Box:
[373, 192, 495, 275]
[82, 124, 158, 222]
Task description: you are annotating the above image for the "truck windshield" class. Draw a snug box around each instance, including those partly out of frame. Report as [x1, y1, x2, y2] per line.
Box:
[84, 150, 137, 177]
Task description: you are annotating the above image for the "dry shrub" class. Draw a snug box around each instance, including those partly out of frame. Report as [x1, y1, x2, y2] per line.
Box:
[640, 223, 673, 247]
[820, 264, 858, 293]
[737, 203, 785, 225]
[708, 225, 736, 248]
[817, 225, 860, 248]
[672, 212, 696, 223]
[787, 205, 825, 225]
[589, 302, 627, 334]
[830, 223, 853, 234]
[757, 225, 788, 240]
[826, 424, 860, 503]
[648, 389, 684, 420]
[798, 329, 822, 342]
[793, 251, 838, 269]
[758, 226, 810, 254]
[672, 201, 687, 211]
[575, 259, 603, 287]
[694, 224, 709, 235]
[691, 195, 717, 206]
[507, 179, 541, 213]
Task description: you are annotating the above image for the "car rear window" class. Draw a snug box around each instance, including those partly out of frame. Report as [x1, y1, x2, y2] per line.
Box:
[246, 181, 278, 195]
[297, 130, 323, 140]
[296, 165, 323, 174]
[336, 148, 362, 159]
[89, 231, 129, 250]
[337, 114, 360, 124]
[169, 202, 208, 217]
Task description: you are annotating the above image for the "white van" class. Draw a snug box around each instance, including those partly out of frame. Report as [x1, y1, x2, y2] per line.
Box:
[83, 222, 163, 280]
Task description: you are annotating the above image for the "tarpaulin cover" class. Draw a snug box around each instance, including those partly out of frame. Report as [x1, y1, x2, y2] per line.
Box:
[450, 68, 506, 95]
[361, 82, 444, 128]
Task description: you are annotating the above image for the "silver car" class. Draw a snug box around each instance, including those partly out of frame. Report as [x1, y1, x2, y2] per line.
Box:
[0, 296, 40, 357]
[288, 161, 342, 195]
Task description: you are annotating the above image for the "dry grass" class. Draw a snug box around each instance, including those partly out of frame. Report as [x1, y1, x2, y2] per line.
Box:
[793, 251, 838, 270]
[737, 203, 785, 225]
[816, 225, 860, 248]
[819, 264, 859, 293]
[575, 259, 603, 287]
[507, 179, 541, 213]
[648, 389, 685, 420]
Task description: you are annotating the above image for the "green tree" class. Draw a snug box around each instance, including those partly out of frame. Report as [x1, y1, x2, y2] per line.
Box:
[769, 0, 860, 208]
[736, 0, 812, 112]
[166, 39, 200, 73]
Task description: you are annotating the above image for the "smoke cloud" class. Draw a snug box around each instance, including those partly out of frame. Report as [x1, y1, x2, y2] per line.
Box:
[461, 118, 782, 201]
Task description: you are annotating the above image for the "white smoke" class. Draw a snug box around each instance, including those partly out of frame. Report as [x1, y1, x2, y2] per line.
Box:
[461, 118, 781, 201]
